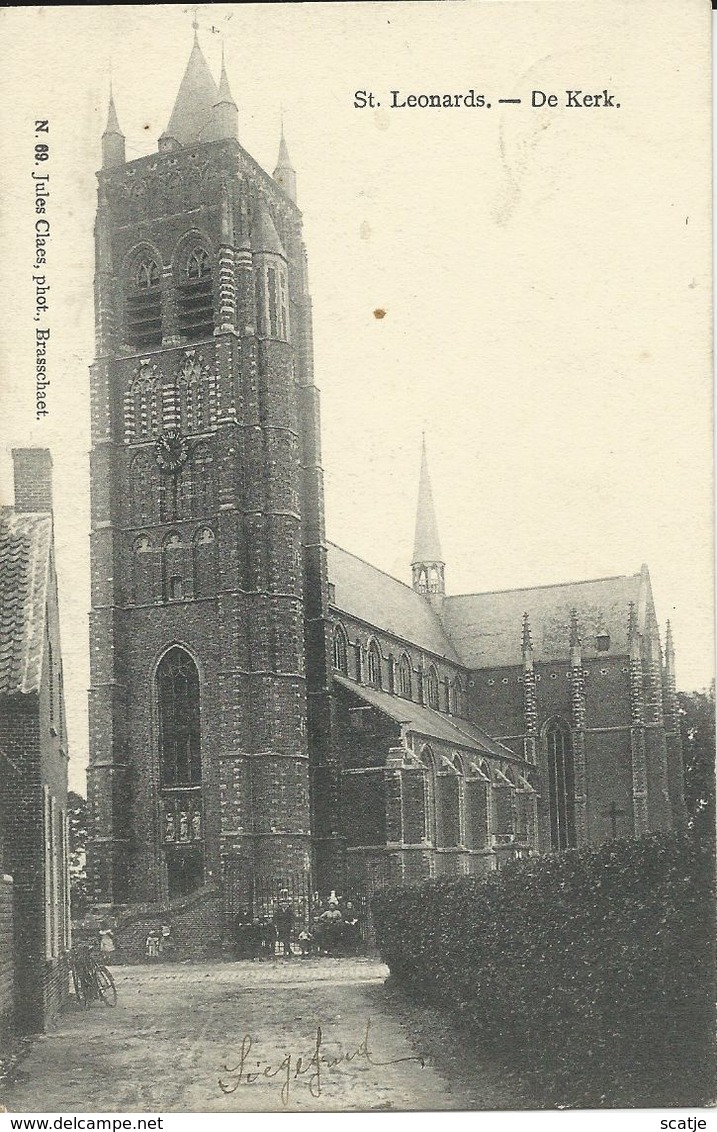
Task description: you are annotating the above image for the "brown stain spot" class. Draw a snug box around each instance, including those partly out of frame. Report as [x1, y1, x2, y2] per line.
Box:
[144, 124, 150, 131]
[637, 350, 651, 362]
[373, 308, 386, 320]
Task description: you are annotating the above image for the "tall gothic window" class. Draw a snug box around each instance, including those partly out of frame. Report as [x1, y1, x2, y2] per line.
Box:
[177, 246, 214, 342]
[546, 719, 577, 850]
[454, 677, 465, 718]
[126, 255, 162, 350]
[426, 665, 440, 710]
[403, 746, 435, 846]
[332, 624, 348, 675]
[467, 762, 491, 850]
[157, 648, 202, 787]
[367, 640, 382, 689]
[437, 754, 462, 848]
[398, 653, 412, 699]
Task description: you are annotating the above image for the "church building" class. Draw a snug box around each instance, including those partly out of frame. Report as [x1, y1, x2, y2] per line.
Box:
[86, 33, 686, 929]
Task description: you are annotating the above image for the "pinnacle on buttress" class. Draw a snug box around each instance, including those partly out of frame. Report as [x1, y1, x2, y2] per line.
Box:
[159, 31, 219, 150]
[627, 601, 641, 661]
[569, 608, 582, 667]
[411, 435, 445, 600]
[273, 119, 297, 203]
[521, 611, 533, 652]
[102, 84, 125, 168]
[521, 612, 534, 670]
[665, 619, 675, 658]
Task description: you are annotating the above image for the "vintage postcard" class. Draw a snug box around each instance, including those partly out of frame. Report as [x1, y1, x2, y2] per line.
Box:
[0, 1, 713, 1122]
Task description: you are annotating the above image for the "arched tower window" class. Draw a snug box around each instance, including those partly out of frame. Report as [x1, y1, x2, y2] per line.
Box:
[131, 535, 153, 604]
[192, 527, 216, 599]
[126, 255, 162, 350]
[398, 653, 413, 699]
[157, 648, 201, 788]
[162, 532, 185, 602]
[367, 640, 382, 689]
[189, 442, 216, 517]
[426, 665, 439, 710]
[545, 719, 576, 850]
[177, 245, 214, 342]
[129, 451, 155, 525]
[332, 624, 348, 675]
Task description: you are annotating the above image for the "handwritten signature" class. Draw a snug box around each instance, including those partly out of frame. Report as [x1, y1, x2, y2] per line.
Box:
[218, 1017, 425, 1106]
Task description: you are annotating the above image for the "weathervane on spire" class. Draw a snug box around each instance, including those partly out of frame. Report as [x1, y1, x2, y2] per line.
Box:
[191, 5, 199, 33]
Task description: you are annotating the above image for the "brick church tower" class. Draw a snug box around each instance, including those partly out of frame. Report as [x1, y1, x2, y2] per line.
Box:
[87, 32, 332, 913]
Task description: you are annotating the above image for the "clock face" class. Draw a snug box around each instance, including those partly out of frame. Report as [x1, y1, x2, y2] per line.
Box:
[155, 429, 189, 473]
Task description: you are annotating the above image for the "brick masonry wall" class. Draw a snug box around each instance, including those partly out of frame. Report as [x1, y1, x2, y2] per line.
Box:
[0, 876, 14, 1045]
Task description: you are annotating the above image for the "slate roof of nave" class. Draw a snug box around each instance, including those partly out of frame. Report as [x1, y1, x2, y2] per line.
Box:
[442, 571, 649, 669]
[327, 542, 650, 672]
[327, 543, 460, 663]
[333, 675, 519, 762]
[0, 508, 52, 696]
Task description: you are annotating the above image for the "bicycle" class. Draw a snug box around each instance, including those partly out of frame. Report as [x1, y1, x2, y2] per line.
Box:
[69, 943, 117, 1008]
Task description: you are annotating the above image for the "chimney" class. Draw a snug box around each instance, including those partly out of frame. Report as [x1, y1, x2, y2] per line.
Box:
[12, 448, 53, 512]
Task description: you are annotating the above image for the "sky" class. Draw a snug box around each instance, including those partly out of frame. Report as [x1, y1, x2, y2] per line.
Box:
[0, 2, 712, 796]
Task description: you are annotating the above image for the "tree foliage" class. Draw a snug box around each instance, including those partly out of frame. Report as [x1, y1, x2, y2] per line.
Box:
[67, 790, 89, 917]
[678, 683, 715, 845]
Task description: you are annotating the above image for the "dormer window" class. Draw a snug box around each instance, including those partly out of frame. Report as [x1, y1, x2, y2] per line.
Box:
[596, 631, 611, 652]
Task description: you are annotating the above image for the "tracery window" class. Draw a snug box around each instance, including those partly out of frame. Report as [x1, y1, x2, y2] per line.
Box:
[426, 665, 440, 710]
[367, 640, 382, 689]
[177, 246, 214, 342]
[157, 648, 201, 787]
[546, 719, 576, 850]
[332, 624, 349, 675]
[126, 255, 162, 350]
[398, 653, 412, 699]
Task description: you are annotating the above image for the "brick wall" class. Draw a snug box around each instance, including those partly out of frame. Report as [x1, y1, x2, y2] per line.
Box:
[0, 876, 13, 1045]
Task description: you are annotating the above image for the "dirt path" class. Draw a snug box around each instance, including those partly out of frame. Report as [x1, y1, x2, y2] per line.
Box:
[2, 958, 480, 1113]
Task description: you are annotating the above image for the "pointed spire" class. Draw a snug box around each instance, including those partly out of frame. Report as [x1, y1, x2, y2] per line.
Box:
[411, 435, 445, 600]
[160, 32, 218, 150]
[216, 44, 236, 106]
[102, 82, 125, 168]
[273, 117, 297, 203]
[207, 40, 238, 142]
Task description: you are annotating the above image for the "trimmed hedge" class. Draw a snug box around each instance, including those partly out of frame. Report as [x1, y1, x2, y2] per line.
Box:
[373, 833, 715, 1108]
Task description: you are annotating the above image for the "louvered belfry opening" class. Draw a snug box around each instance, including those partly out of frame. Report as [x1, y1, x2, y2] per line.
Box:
[126, 257, 162, 350]
[178, 248, 214, 342]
